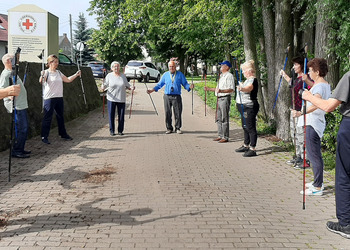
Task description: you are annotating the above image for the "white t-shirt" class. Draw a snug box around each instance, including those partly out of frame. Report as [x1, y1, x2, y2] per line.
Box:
[43, 70, 65, 99]
[297, 82, 331, 138]
[103, 73, 130, 103]
[216, 71, 234, 97]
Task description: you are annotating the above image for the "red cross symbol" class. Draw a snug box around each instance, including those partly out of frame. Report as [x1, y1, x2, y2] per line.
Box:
[22, 19, 33, 30]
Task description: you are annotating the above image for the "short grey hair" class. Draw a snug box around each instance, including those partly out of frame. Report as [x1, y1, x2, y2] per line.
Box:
[2, 54, 14, 65]
[111, 61, 120, 69]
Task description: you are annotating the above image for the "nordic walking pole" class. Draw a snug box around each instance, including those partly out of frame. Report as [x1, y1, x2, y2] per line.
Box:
[215, 66, 220, 122]
[38, 49, 45, 112]
[129, 70, 136, 119]
[290, 68, 298, 162]
[8, 47, 21, 182]
[273, 44, 290, 110]
[234, 58, 246, 128]
[144, 80, 158, 115]
[23, 62, 29, 85]
[76, 54, 87, 105]
[191, 65, 194, 115]
[204, 74, 207, 116]
[302, 43, 308, 210]
[102, 70, 106, 118]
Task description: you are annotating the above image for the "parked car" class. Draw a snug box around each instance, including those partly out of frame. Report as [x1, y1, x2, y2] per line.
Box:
[58, 53, 76, 65]
[125, 60, 161, 82]
[87, 61, 110, 78]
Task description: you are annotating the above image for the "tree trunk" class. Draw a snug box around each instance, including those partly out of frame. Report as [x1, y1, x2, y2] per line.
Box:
[292, 2, 306, 55]
[274, 0, 293, 140]
[314, 1, 340, 88]
[242, 0, 267, 120]
[261, 0, 275, 122]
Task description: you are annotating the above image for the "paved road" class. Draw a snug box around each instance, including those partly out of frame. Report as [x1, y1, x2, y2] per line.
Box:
[0, 82, 348, 249]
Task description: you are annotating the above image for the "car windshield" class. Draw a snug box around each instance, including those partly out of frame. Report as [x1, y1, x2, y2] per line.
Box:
[127, 62, 143, 67]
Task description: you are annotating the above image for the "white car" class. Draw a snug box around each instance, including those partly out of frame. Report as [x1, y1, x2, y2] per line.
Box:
[125, 60, 161, 82]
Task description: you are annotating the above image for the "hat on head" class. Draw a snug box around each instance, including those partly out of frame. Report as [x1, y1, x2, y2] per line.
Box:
[219, 60, 232, 68]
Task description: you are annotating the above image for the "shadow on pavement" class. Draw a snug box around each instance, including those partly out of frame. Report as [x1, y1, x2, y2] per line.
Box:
[1, 197, 204, 238]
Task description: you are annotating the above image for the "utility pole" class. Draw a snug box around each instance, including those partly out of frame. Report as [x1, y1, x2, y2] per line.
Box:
[70, 14, 74, 61]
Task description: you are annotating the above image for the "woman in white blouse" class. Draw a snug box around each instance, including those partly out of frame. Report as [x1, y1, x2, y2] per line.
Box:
[39, 54, 81, 144]
[103, 61, 134, 136]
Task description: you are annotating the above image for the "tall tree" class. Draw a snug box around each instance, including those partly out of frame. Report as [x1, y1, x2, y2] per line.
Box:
[273, 0, 293, 140]
[74, 13, 95, 64]
[88, 0, 143, 65]
[242, 0, 267, 120]
[261, 0, 275, 122]
[314, 0, 339, 88]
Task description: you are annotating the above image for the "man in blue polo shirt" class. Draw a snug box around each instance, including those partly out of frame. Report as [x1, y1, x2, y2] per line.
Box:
[147, 60, 194, 134]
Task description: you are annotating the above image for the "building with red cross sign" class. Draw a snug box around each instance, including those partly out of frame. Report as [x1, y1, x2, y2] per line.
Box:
[8, 4, 58, 63]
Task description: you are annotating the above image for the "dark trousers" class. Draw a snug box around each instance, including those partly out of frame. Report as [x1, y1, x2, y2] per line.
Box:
[107, 100, 125, 134]
[163, 95, 182, 131]
[306, 126, 324, 188]
[216, 96, 231, 140]
[336, 117, 350, 226]
[41, 97, 68, 139]
[12, 109, 28, 154]
[236, 102, 259, 147]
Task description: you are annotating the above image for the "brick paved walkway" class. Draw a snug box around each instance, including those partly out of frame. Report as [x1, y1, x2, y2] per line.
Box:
[0, 82, 348, 249]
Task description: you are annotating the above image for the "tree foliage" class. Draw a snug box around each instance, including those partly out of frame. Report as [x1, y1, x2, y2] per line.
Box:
[73, 13, 95, 64]
[88, 0, 243, 68]
[87, 0, 350, 146]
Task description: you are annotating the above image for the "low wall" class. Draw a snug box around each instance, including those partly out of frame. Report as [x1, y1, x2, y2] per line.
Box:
[0, 62, 101, 151]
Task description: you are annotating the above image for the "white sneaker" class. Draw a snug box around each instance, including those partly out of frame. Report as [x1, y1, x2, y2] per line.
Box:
[176, 129, 183, 134]
[300, 185, 323, 196]
[305, 182, 324, 190]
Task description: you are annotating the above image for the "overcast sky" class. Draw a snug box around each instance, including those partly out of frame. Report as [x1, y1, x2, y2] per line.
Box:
[0, 0, 98, 36]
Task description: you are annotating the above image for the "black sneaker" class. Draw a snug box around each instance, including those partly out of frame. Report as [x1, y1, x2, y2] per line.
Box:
[235, 146, 249, 153]
[12, 153, 30, 158]
[61, 134, 73, 140]
[42, 138, 50, 144]
[326, 221, 350, 239]
[243, 149, 257, 157]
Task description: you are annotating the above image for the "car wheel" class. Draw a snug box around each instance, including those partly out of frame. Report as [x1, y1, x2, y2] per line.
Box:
[156, 74, 160, 83]
[138, 78, 143, 82]
[127, 78, 130, 82]
[145, 74, 150, 83]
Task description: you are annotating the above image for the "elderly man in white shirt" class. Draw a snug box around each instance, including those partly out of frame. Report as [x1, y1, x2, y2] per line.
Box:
[205, 60, 234, 143]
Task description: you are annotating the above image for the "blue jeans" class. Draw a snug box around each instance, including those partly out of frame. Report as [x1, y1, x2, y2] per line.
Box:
[12, 109, 28, 154]
[41, 97, 68, 139]
[107, 100, 125, 134]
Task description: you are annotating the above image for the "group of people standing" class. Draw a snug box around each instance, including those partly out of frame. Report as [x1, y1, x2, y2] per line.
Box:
[1, 52, 349, 239]
[281, 55, 350, 238]
[0, 53, 81, 158]
[204, 60, 259, 157]
[281, 57, 331, 196]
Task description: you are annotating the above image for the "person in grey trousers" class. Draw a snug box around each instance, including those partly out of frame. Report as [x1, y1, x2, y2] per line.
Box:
[205, 60, 234, 143]
[147, 60, 193, 134]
